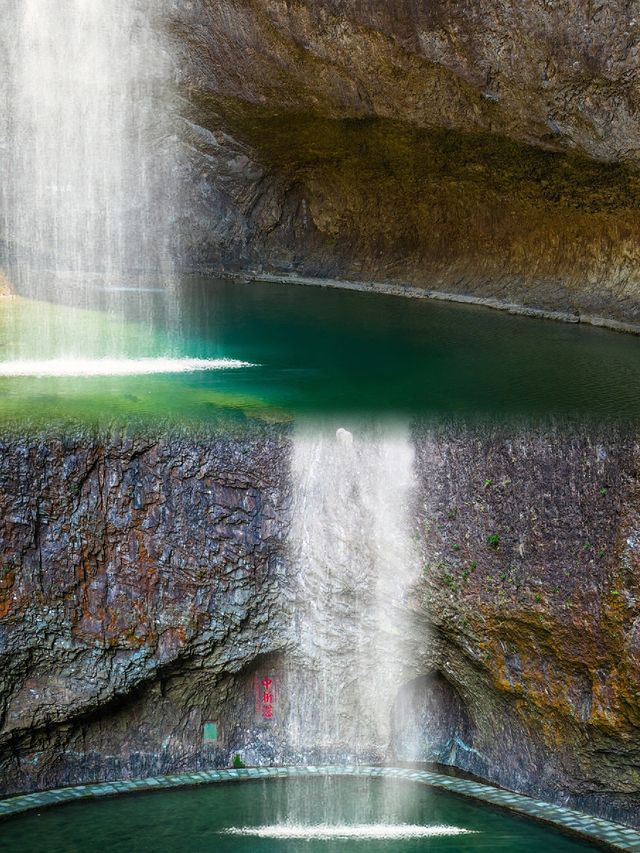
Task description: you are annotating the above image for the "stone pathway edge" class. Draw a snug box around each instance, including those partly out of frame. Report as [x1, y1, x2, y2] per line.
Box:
[1, 765, 639, 852]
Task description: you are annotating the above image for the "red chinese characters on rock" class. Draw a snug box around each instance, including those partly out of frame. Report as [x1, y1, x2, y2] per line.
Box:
[255, 676, 277, 720]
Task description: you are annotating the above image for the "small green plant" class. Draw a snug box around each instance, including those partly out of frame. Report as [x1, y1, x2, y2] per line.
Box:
[597, 548, 606, 559]
[470, 561, 478, 572]
[484, 478, 493, 488]
[600, 487, 608, 497]
[448, 508, 458, 520]
[486, 533, 501, 549]
[452, 543, 461, 552]
[443, 572, 458, 594]
[232, 753, 246, 769]
[534, 593, 542, 604]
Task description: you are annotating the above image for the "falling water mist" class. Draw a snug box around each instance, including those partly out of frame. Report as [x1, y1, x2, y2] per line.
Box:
[0, 0, 182, 358]
[285, 422, 422, 764]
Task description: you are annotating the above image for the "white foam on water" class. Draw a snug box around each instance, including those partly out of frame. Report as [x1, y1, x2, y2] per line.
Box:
[224, 823, 477, 840]
[95, 287, 166, 293]
[0, 357, 256, 377]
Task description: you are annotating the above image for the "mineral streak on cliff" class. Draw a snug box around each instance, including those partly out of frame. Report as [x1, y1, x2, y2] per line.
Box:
[169, 0, 640, 323]
[0, 423, 639, 829]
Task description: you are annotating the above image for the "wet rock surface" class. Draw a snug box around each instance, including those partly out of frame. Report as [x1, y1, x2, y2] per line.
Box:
[169, 0, 640, 322]
[0, 423, 639, 829]
[0, 427, 291, 793]
[414, 424, 640, 827]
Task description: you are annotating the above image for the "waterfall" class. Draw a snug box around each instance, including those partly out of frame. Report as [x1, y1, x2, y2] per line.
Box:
[0, 0, 181, 353]
[285, 422, 422, 763]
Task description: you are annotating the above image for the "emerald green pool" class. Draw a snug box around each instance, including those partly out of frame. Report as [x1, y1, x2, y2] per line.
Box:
[1, 777, 600, 852]
[1, 276, 640, 425]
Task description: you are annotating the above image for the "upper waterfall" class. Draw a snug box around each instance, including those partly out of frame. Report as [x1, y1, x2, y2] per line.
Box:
[0, 0, 181, 316]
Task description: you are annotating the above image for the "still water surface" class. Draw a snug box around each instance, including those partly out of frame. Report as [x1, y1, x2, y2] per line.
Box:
[1, 777, 599, 852]
[0, 277, 639, 425]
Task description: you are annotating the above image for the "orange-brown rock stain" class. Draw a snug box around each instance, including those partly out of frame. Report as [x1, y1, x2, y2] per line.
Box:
[0, 563, 16, 619]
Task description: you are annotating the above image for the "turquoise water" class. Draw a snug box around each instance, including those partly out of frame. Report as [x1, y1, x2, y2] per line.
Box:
[1, 276, 640, 425]
[1, 777, 599, 852]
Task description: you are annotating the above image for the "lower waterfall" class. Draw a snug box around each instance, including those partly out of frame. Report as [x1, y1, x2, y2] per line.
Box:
[285, 421, 422, 762]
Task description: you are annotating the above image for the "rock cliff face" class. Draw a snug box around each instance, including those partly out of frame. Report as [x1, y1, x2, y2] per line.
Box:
[169, 0, 640, 323]
[0, 429, 291, 792]
[413, 426, 640, 828]
[1, 424, 639, 828]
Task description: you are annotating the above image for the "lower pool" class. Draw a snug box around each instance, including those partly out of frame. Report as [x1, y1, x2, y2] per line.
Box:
[1, 776, 600, 852]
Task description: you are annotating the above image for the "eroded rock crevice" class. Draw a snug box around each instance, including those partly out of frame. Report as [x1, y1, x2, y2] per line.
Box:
[391, 672, 475, 766]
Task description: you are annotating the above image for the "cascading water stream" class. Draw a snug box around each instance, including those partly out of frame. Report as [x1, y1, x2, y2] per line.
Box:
[0, 0, 182, 359]
[285, 422, 422, 764]
[231, 422, 430, 836]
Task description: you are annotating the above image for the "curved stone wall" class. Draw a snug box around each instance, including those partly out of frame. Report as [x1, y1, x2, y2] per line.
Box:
[2, 766, 639, 851]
